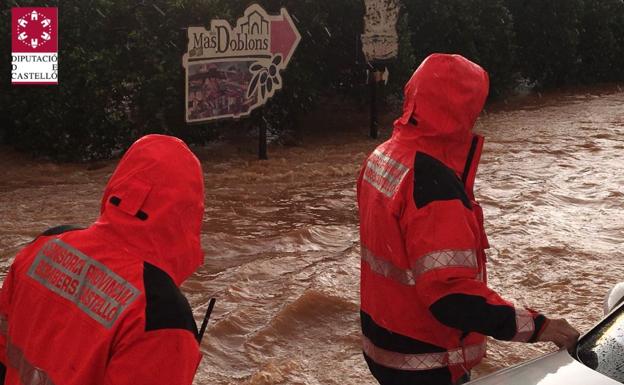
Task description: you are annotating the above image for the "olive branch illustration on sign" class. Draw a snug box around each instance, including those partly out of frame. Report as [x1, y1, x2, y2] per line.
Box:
[247, 55, 283, 101]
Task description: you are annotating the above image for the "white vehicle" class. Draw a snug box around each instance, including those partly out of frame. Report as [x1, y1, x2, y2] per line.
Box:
[468, 283, 624, 385]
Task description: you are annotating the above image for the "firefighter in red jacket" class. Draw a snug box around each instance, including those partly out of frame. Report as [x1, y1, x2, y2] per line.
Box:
[0, 135, 204, 385]
[357, 54, 579, 385]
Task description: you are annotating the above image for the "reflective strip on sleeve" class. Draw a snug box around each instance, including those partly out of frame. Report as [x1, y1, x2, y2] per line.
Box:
[7, 339, 56, 385]
[511, 308, 535, 342]
[361, 246, 416, 286]
[362, 335, 486, 371]
[363, 149, 410, 198]
[411, 250, 478, 276]
[361, 247, 478, 286]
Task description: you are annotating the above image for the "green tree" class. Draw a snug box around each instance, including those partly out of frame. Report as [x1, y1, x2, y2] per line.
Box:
[387, 10, 417, 94]
[578, 0, 620, 82]
[405, 0, 516, 96]
[3, 0, 623, 161]
[2, 0, 226, 160]
[1, 0, 367, 160]
[615, 2, 624, 81]
[505, 0, 584, 87]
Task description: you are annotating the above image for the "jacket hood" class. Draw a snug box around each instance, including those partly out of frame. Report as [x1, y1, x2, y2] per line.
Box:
[96, 134, 205, 286]
[393, 53, 489, 177]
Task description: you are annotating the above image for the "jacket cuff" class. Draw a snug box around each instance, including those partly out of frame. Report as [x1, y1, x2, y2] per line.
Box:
[511, 308, 548, 343]
[529, 314, 548, 343]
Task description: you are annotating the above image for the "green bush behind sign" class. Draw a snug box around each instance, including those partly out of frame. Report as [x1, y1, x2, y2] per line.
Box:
[1, 0, 623, 161]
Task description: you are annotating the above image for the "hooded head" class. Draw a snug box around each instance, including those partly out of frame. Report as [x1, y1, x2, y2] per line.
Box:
[96, 135, 205, 286]
[393, 54, 489, 176]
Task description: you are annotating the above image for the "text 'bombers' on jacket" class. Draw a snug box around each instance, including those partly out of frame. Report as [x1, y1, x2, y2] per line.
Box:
[0, 135, 205, 385]
[357, 54, 547, 385]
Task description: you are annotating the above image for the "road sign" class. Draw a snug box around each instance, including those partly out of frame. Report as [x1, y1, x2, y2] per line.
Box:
[183, 4, 301, 124]
[361, 0, 399, 63]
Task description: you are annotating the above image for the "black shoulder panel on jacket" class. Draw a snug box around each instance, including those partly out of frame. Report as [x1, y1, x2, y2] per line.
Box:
[40, 225, 85, 236]
[413, 152, 471, 209]
[143, 262, 198, 337]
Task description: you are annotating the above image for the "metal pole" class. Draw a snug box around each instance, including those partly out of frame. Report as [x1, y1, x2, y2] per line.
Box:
[370, 69, 379, 139]
[259, 114, 268, 160]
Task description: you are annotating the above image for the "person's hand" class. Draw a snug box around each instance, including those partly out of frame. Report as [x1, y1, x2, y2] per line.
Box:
[537, 318, 580, 352]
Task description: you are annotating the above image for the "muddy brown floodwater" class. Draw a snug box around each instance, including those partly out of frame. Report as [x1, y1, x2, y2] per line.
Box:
[1, 85, 624, 384]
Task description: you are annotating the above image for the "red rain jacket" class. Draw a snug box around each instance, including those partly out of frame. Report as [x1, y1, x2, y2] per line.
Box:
[0, 135, 204, 385]
[358, 54, 547, 385]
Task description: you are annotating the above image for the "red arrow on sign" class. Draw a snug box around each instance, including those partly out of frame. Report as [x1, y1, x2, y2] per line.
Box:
[270, 8, 301, 66]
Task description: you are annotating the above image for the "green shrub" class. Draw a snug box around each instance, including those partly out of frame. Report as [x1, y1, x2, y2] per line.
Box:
[405, 0, 516, 96]
[243, 0, 366, 135]
[579, 0, 620, 82]
[579, 0, 624, 82]
[2, 0, 623, 161]
[615, 4, 624, 81]
[2, 0, 226, 160]
[386, 10, 417, 95]
[506, 0, 584, 87]
[1, 0, 366, 160]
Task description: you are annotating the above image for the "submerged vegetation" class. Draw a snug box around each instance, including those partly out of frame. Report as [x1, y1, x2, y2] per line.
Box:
[1, 0, 623, 161]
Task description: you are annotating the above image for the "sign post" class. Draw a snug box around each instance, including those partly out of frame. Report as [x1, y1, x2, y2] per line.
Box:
[182, 4, 301, 159]
[361, 0, 399, 139]
[259, 113, 268, 160]
[368, 70, 382, 139]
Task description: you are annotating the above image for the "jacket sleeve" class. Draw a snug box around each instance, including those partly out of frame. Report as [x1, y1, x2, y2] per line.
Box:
[104, 328, 201, 385]
[356, 156, 368, 206]
[403, 186, 547, 342]
[0, 265, 15, 382]
[105, 260, 202, 385]
[0, 237, 49, 382]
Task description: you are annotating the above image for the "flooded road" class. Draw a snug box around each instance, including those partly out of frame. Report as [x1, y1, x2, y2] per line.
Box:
[1, 85, 624, 384]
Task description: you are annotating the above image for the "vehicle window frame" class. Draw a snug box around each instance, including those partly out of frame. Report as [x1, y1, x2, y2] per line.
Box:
[575, 300, 624, 383]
